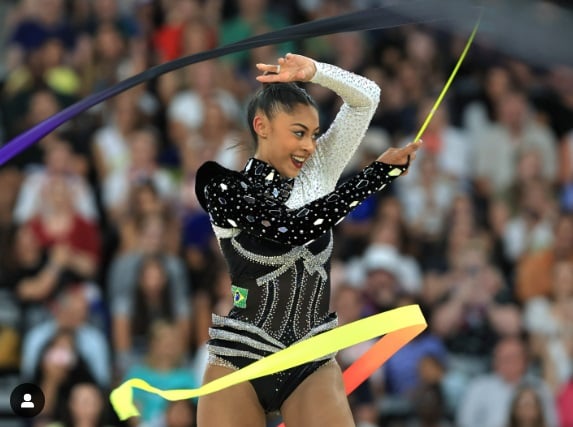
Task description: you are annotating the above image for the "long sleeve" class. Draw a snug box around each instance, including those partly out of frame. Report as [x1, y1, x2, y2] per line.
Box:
[289, 61, 380, 208]
[202, 160, 406, 246]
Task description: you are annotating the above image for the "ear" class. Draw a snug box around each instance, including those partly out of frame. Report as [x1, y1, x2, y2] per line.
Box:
[253, 114, 269, 139]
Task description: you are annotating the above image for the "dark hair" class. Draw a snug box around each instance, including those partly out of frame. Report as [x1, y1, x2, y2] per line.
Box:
[508, 385, 546, 427]
[246, 82, 318, 146]
[132, 255, 175, 339]
[32, 329, 97, 419]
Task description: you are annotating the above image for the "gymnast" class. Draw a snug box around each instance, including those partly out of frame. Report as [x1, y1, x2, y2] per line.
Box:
[195, 53, 420, 427]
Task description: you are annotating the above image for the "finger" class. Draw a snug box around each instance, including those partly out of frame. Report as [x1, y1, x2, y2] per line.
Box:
[401, 141, 421, 155]
[256, 74, 281, 83]
[256, 63, 280, 73]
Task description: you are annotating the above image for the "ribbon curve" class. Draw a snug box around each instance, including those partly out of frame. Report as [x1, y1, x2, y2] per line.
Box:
[110, 304, 427, 420]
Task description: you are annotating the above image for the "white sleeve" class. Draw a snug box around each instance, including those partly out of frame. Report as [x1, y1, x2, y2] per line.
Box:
[13, 174, 42, 224]
[288, 61, 380, 208]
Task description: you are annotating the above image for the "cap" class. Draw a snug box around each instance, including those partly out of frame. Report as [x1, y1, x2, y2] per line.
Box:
[362, 244, 402, 277]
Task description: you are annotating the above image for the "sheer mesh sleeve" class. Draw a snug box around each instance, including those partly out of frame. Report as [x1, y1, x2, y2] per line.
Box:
[201, 161, 407, 245]
[288, 61, 381, 209]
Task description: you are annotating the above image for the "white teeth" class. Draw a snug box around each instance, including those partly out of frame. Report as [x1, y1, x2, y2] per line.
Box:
[292, 156, 305, 163]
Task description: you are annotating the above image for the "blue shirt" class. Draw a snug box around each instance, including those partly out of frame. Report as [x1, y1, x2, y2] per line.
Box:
[383, 333, 448, 396]
[124, 364, 197, 423]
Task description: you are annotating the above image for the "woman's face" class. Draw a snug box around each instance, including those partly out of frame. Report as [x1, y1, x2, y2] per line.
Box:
[513, 389, 542, 425]
[141, 260, 167, 295]
[552, 262, 573, 300]
[69, 383, 103, 421]
[42, 334, 76, 378]
[254, 104, 319, 178]
[151, 325, 183, 366]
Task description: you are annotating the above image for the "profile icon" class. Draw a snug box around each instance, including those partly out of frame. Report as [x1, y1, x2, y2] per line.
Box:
[10, 383, 44, 418]
[20, 393, 35, 409]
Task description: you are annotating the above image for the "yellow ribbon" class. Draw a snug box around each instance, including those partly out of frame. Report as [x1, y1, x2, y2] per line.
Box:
[414, 15, 482, 143]
[110, 304, 427, 420]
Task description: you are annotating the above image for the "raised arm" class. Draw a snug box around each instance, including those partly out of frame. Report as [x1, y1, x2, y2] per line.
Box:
[256, 54, 380, 203]
[198, 142, 419, 245]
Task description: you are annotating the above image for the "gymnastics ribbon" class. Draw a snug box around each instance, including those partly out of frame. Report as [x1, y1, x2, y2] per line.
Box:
[0, 0, 482, 166]
[414, 12, 482, 143]
[110, 304, 427, 420]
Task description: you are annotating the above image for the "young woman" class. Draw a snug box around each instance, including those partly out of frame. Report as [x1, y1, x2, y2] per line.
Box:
[507, 385, 548, 427]
[195, 53, 419, 426]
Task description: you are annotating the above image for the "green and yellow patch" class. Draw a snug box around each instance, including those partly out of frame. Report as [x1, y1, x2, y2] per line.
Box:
[231, 285, 248, 308]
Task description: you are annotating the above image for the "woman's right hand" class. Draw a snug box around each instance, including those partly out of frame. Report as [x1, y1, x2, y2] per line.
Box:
[377, 141, 422, 174]
[256, 53, 317, 83]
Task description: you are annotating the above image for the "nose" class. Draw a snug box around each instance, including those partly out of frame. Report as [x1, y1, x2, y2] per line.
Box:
[301, 136, 316, 155]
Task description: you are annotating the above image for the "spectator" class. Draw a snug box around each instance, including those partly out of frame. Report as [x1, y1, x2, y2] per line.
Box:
[6, 0, 76, 71]
[108, 214, 190, 374]
[398, 153, 458, 245]
[91, 92, 143, 181]
[123, 321, 197, 427]
[406, 383, 453, 427]
[502, 178, 556, 262]
[332, 284, 379, 427]
[152, 0, 202, 63]
[85, 0, 139, 40]
[516, 213, 573, 303]
[523, 260, 573, 394]
[102, 127, 176, 220]
[456, 336, 558, 427]
[163, 400, 197, 427]
[118, 180, 180, 255]
[432, 240, 521, 380]
[401, 96, 472, 186]
[360, 244, 407, 315]
[13, 139, 98, 224]
[506, 385, 550, 427]
[557, 377, 573, 427]
[218, 0, 294, 69]
[29, 328, 98, 424]
[474, 90, 558, 197]
[25, 175, 100, 280]
[47, 382, 114, 427]
[21, 287, 111, 388]
[167, 60, 240, 148]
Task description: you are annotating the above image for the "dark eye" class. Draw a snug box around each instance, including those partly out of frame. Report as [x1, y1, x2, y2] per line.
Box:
[293, 131, 304, 138]
[312, 132, 321, 141]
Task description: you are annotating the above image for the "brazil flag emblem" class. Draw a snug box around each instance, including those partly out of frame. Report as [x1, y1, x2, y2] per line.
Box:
[231, 285, 248, 309]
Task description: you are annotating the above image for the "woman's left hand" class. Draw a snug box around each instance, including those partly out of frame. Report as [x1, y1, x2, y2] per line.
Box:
[256, 53, 317, 83]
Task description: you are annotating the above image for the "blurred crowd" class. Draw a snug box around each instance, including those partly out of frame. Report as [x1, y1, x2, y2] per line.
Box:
[0, 0, 573, 426]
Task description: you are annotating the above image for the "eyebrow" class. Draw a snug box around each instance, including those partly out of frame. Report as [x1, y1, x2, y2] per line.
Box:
[291, 123, 321, 132]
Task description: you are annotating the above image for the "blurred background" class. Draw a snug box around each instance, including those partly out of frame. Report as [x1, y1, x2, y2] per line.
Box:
[0, 0, 572, 426]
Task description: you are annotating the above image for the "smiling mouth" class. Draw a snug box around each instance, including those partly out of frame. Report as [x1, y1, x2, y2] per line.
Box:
[291, 155, 306, 169]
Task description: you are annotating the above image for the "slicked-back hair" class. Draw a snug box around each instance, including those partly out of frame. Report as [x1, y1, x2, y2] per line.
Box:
[246, 82, 318, 147]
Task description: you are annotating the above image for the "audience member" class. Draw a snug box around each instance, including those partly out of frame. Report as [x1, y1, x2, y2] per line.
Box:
[506, 385, 551, 427]
[474, 90, 557, 198]
[29, 329, 98, 424]
[523, 260, 573, 394]
[123, 321, 197, 427]
[108, 214, 190, 375]
[46, 382, 114, 427]
[456, 337, 558, 427]
[516, 213, 573, 302]
[21, 287, 110, 387]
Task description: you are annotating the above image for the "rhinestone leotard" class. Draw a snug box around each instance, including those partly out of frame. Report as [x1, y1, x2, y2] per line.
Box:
[195, 61, 407, 412]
